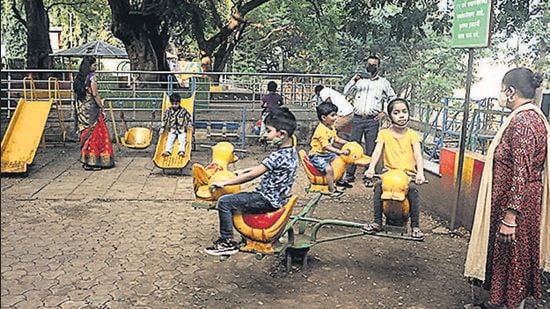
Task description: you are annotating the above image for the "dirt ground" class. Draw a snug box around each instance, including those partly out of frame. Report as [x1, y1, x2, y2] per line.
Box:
[1, 142, 548, 309]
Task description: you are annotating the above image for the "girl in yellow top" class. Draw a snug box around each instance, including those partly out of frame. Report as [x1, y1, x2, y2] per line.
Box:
[309, 102, 350, 197]
[362, 98, 425, 239]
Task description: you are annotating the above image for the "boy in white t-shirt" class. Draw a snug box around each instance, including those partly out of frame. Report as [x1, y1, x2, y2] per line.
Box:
[314, 85, 354, 132]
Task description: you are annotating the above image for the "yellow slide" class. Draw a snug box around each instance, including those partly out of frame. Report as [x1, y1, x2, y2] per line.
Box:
[1, 98, 54, 173]
[153, 92, 195, 170]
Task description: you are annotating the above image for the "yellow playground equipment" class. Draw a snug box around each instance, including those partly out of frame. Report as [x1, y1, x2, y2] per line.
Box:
[191, 142, 299, 258]
[1, 77, 67, 174]
[153, 92, 195, 171]
[104, 100, 156, 150]
[192, 142, 241, 206]
[122, 127, 153, 149]
[108, 99, 156, 149]
[298, 142, 370, 194]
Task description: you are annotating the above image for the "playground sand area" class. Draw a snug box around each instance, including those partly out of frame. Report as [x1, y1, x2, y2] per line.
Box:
[1, 143, 548, 308]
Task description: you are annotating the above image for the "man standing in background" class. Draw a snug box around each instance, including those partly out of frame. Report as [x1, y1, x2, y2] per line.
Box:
[343, 55, 396, 187]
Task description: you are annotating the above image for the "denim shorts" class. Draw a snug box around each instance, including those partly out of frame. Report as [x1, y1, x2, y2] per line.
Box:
[309, 153, 337, 173]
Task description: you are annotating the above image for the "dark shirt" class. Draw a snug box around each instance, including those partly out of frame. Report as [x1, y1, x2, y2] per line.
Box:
[254, 146, 298, 208]
[261, 92, 284, 113]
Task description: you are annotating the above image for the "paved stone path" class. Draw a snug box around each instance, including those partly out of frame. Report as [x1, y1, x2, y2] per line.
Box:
[3, 144, 547, 309]
[0, 144, 234, 308]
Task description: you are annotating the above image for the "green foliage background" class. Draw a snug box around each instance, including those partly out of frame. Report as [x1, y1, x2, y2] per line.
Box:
[1, 0, 548, 100]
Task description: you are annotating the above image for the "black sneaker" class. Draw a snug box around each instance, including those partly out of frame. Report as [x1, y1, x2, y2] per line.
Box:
[344, 177, 355, 183]
[204, 238, 239, 256]
[336, 180, 353, 188]
[330, 190, 345, 198]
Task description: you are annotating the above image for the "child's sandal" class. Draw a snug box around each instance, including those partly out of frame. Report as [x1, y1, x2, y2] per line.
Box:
[361, 223, 382, 234]
[411, 227, 424, 240]
[363, 179, 374, 188]
[329, 190, 345, 198]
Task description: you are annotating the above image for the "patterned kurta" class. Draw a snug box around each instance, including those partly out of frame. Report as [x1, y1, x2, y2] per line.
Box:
[484, 109, 547, 308]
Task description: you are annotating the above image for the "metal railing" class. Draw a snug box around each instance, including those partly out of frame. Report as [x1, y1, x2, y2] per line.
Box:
[1, 69, 343, 145]
[1, 69, 344, 118]
[412, 97, 509, 161]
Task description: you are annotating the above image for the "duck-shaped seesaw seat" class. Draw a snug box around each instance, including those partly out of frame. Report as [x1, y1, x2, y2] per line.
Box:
[380, 169, 412, 227]
[192, 142, 241, 208]
[299, 141, 370, 194]
[232, 195, 298, 255]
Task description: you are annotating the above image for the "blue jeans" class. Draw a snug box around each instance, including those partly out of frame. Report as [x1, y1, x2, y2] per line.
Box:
[216, 192, 277, 239]
[308, 153, 337, 174]
[345, 115, 379, 182]
[373, 181, 420, 228]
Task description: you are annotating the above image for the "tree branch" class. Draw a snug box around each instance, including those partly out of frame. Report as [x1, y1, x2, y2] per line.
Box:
[46, 0, 88, 12]
[205, 0, 223, 29]
[10, 0, 27, 30]
[259, 25, 292, 42]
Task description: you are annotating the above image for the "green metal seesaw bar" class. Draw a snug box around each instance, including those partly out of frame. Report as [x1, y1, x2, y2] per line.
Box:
[274, 192, 421, 254]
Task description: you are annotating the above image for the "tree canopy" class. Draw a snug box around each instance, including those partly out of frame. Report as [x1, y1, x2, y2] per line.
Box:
[1, 0, 548, 95]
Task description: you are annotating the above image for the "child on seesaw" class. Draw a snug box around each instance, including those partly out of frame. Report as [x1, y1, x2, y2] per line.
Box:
[159, 93, 193, 157]
[361, 98, 425, 239]
[205, 107, 298, 256]
[308, 101, 350, 198]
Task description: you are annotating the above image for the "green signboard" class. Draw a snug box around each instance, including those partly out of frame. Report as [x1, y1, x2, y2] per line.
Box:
[451, 0, 493, 48]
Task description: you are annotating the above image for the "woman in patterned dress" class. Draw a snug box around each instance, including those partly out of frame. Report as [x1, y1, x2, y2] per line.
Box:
[464, 68, 549, 309]
[73, 56, 115, 170]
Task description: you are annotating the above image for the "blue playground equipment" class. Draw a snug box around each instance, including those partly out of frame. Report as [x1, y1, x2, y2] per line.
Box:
[422, 97, 507, 162]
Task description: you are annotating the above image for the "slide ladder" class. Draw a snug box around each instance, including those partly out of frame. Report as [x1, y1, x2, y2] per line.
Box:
[41, 77, 67, 148]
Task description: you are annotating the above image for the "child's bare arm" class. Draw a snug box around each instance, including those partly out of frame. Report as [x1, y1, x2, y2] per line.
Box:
[234, 167, 254, 175]
[323, 144, 349, 156]
[412, 142, 425, 184]
[211, 164, 268, 187]
[364, 142, 383, 177]
[335, 136, 348, 145]
[336, 136, 349, 145]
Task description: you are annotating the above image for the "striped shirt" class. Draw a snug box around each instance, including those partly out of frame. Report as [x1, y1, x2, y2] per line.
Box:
[343, 75, 396, 117]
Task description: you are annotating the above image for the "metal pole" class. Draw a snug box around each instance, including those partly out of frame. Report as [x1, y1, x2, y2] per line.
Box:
[450, 48, 475, 230]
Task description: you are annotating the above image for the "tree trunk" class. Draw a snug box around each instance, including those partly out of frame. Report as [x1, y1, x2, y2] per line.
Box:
[195, 0, 270, 82]
[24, 0, 53, 78]
[108, 0, 170, 88]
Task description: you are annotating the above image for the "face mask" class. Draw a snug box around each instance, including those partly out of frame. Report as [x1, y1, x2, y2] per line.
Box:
[390, 114, 409, 128]
[498, 88, 512, 108]
[267, 137, 284, 148]
[366, 64, 378, 74]
[392, 119, 409, 128]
